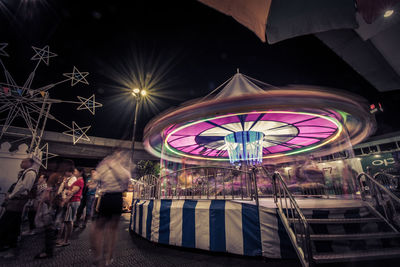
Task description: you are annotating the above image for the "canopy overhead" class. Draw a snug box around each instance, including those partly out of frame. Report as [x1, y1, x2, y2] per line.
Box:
[198, 0, 271, 42]
[198, 0, 358, 44]
[198, 0, 400, 92]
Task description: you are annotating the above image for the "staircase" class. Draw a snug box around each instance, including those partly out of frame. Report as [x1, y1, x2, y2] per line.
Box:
[296, 205, 400, 265]
[272, 171, 400, 267]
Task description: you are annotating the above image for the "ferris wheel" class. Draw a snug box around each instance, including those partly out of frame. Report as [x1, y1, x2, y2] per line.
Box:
[0, 43, 102, 168]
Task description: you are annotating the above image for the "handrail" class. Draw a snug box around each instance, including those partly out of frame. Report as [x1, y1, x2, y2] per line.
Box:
[357, 172, 400, 231]
[272, 171, 312, 267]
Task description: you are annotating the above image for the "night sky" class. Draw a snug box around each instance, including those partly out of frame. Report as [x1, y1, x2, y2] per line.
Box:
[1, 0, 398, 142]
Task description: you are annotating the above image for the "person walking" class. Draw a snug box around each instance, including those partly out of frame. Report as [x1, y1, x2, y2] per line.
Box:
[0, 158, 37, 259]
[90, 152, 131, 266]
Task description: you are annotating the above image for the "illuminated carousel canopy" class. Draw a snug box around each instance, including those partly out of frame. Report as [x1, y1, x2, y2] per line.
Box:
[144, 73, 376, 165]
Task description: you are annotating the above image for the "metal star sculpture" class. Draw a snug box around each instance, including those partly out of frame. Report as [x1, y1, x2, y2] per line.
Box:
[77, 94, 103, 115]
[63, 66, 89, 86]
[62, 121, 91, 145]
[31, 45, 57, 66]
[0, 44, 102, 167]
[38, 143, 58, 169]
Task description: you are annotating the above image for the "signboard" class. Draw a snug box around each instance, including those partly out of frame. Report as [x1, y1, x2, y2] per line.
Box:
[360, 153, 397, 176]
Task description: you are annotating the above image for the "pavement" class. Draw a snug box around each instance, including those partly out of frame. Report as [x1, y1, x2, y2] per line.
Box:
[0, 213, 301, 267]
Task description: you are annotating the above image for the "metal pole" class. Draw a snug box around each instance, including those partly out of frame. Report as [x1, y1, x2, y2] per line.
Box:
[214, 169, 217, 199]
[222, 170, 225, 199]
[129, 95, 140, 233]
[192, 170, 194, 200]
[131, 97, 140, 163]
[272, 172, 277, 203]
[231, 172, 234, 199]
[240, 172, 243, 200]
[252, 167, 259, 206]
[206, 168, 209, 199]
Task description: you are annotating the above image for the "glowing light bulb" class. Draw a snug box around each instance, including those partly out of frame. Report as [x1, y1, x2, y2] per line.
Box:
[141, 89, 147, 96]
[384, 10, 394, 17]
[133, 88, 140, 94]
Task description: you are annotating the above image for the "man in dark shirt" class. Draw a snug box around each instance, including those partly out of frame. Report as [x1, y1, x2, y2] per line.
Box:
[0, 158, 37, 258]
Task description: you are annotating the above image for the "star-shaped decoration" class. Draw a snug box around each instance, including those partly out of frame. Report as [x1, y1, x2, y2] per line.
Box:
[35, 143, 58, 169]
[0, 43, 9, 57]
[77, 94, 103, 115]
[63, 66, 89, 86]
[31, 45, 57, 65]
[62, 121, 91, 144]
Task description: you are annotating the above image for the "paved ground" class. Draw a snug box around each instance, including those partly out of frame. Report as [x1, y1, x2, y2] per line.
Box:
[0, 214, 301, 267]
[2, 213, 399, 267]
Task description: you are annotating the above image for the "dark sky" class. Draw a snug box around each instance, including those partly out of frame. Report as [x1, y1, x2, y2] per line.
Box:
[0, 0, 396, 142]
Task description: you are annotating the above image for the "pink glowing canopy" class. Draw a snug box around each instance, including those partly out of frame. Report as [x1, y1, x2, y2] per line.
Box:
[164, 111, 341, 160]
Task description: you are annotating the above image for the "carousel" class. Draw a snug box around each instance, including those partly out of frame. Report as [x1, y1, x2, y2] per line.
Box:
[130, 72, 379, 263]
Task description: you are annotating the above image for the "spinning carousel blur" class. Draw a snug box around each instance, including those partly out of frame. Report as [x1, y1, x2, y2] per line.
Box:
[143, 72, 375, 201]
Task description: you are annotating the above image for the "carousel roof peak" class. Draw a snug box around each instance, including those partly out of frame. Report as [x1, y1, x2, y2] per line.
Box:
[214, 72, 266, 100]
[203, 72, 278, 101]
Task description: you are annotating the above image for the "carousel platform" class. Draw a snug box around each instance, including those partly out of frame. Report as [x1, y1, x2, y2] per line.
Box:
[130, 198, 294, 258]
[130, 197, 398, 260]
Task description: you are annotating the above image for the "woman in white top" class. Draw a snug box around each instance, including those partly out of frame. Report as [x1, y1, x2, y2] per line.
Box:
[90, 151, 131, 266]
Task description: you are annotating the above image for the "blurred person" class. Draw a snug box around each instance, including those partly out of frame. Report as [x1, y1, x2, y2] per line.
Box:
[57, 167, 84, 247]
[0, 158, 37, 258]
[23, 173, 47, 236]
[342, 163, 359, 196]
[74, 169, 96, 228]
[90, 152, 131, 266]
[77, 169, 97, 228]
[74, 174, 88, 228]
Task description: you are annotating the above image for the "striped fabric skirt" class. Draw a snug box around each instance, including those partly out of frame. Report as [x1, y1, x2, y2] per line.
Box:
[130, 199, 295, 258]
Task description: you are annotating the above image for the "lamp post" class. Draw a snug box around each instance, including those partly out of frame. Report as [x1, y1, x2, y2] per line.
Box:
[131, 88, 146, 163]
[129, 87, 146, 233]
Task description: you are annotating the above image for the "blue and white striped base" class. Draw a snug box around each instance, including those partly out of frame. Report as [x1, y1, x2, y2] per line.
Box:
[130, 199, 295, 258]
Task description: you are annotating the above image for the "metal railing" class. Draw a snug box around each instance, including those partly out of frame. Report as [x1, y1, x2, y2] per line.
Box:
[132, 174, 159, 199]
[373, 172, 400, 192]
[357, 172, 400, 231]
[158, 166, 257, 201]
[272, 171, 312, 267]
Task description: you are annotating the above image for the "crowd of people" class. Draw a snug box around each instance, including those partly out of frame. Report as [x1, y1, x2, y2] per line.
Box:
[0, 151, 132, 266]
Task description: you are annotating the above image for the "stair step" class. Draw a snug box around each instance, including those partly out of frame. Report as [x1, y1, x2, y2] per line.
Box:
[289, 217, 382, 224]
[307, 232, 400, 241]
[313, 247, 400, 263]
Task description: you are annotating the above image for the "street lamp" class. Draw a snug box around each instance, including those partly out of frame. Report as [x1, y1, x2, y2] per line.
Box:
[384, 9, 394, 18]
[131, 88, 146, 162]
[129, 87, 146, 233]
